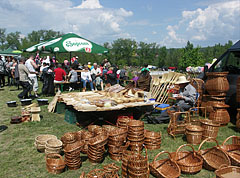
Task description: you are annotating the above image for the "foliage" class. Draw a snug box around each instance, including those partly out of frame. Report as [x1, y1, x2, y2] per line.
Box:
[179, 41, 204, 69]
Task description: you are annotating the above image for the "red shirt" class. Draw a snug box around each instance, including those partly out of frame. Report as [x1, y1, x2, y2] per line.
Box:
[54, 68, 66, 81]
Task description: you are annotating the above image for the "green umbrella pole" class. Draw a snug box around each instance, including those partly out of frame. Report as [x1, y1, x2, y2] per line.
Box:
[70, 52, 72, 65]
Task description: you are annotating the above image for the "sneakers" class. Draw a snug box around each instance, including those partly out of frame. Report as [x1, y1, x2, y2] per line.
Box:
[69, 87, 73, 91]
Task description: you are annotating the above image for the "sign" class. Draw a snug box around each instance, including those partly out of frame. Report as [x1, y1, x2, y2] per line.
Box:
[54, 47, 59, 52]
[63, 37, 92, 52]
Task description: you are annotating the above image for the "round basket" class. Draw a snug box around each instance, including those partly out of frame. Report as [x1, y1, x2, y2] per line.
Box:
[82, 131, 95, 140]
[128, 120, 144, 127]
[109, 128, 128, 137]
[88, 125, 101, 133]
[75, 130, 84, 141]
[173, 144, 203, 174]
[109, 152, 122, 161]
[185, 125, 204, 145]
[215, 165, 240, 178]
[102, 125, 116, 133]
[63, 140, 84, 153]
[145, 144, 161, 150]
[94, 127, 108, 136]
[86, 169, 105, 178]
[149, 151, 180, 178]
[220, 136, 240, 166]
[144, 130, 161, 139]
[198, 138, 230, 171]
[46, 139, 62, 148]
[45, 153, 65, 174]
[200, 119, 220, 140]
[61, 132, 76, 145]
[88, 135, 108, 147]
[127, 145, 148, 169]
[103, 163, 120, 177]
[35, 134, 57, 152]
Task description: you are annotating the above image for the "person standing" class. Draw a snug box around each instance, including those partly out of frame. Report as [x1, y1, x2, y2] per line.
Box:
[91, 63, 104, 91]
[25, 55, 39, 97]
[18, 57, 31, 99]
[68, 65, 78, 91]
[54, 63, 66, 91]
[0, 56, 6, 88]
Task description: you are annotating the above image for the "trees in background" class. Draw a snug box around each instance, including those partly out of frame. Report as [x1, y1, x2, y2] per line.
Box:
[0, 28, 234, 68]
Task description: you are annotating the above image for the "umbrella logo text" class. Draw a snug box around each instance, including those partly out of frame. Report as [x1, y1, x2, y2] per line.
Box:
[63, 37, 92, 52]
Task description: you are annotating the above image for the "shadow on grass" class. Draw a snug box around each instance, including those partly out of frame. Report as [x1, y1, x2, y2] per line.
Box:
[0, 125, 8, 132]
[229, 126, 239, 132]
[81, 155, 88, 162]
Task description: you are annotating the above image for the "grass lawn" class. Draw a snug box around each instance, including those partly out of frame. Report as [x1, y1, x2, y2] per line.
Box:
[0, 85, 239, 178]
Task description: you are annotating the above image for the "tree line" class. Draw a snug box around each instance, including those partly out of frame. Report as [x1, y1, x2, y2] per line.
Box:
[0, 28, 233, 69]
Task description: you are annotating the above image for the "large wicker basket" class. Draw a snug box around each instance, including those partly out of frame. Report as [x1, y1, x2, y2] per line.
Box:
[198, 138, 230, 171]
[172, 144, 203, 174]
[185, 125, 203, 145]
[200, 119, 220, 140]
[215, 165, 240, 178]
[149, 151, 180, 178]
[45, 153, 65, 174]
[220, 136, 240, 166]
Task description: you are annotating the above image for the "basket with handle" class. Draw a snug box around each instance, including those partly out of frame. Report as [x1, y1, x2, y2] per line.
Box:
[220, 136, 240, 166]
[149, 151, 180, 178]
[172, 144, 203, 174]
[127, 145, 148, 169]
[45, 153, 66, 174]
[215, 164, 240, 178]
[198, 138, 230, 171]
[200, 119, 220, 140]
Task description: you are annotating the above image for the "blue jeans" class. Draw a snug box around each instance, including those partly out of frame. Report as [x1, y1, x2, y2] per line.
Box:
[81, 79, 93, 90]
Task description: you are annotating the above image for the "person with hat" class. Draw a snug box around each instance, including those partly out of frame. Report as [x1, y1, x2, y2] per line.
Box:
[174, 75, 197, 112]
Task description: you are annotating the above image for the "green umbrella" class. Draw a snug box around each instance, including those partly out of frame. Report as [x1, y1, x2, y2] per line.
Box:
[42, 33, 108, 54]
[0, 48, 22, 55]
[23, 37, 57, 52]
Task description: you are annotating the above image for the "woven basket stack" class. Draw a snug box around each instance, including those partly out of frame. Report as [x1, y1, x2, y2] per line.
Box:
[45, 138, 63, 154]
[144, 130, 161, 150]
[127, 120, 145, 151]
[87, 134, 108, 163]
[45, 153, 66, 174]
[62, 132, 84, 170]
[35, 134, 57, 153]
[108, 128, 128, 161]
[122, 147, 149, 178]
[81, 131, 95, 154]
[117, 116, 131, 129]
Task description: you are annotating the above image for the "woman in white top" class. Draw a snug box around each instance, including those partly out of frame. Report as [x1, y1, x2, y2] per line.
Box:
[81, 65, 93, 92]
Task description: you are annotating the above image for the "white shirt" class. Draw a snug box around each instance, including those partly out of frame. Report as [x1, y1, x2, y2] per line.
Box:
[25, 59, 36, 77]
[81, 71, 92, 81]
[91, 68, 102, 75]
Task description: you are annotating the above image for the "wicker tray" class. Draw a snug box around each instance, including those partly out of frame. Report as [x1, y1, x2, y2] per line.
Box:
[215, 165, 240, 178]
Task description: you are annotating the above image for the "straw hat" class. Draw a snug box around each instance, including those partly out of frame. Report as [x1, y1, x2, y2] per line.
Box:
[175, 76, 189, 84]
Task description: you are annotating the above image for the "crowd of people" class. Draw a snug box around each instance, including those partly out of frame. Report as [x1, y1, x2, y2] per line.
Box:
[0, 55, 152, 99]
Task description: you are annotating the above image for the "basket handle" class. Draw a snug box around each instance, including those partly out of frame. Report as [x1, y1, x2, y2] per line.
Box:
[153, 151, 174, 163]
[198, 138, 219, 152]
[176, 144, 196, 157]
[45, 153, 63, 161]
[222, 135, 238, 146]
[218, 164, 229, 170]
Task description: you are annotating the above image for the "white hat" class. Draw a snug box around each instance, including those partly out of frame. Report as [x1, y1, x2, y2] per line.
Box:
[88, 62, 91, 65]
[76, 56, 79, 59]
[175, 76, 190, 84]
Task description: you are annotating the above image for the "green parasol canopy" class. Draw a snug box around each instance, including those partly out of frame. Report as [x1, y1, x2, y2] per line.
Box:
[41, 33, 108, 53]
[24, 33, 108, 54]
[0, 48, 22, 55]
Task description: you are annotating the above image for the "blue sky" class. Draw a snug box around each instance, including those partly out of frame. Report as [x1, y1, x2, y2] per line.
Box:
[0, 0, 239, 47]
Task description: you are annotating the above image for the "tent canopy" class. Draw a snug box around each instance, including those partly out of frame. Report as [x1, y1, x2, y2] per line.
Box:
[0, 48, 22, 56]
[228, 40, 240, 52]
[24, 33, 108, 54]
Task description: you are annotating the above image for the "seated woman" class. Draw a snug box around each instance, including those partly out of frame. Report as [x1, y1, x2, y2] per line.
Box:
[68, 65, 78, 91]
[137, 68, 151, 91]
[81, 65, 94, 92]
[106, 67, 117, 87]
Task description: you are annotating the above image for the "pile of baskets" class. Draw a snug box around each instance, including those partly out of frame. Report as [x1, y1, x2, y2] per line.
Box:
[87, 134, 108, 163]
[122, 146, 149, 178]
[35, 134, 57, 153]
[62, 132, 84, 170]
[45, 153, 66, 174]
[81, 131, 95, 154]
[127, 120, 145, 151]
[144, 130, 161, 150]
[45, 138, 63, 154]
[108, 128, 128, 161]
[117, 116, 131, 129]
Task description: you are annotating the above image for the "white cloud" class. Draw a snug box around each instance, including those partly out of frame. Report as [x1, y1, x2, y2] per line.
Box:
[152, 31, 157, 35]
[0, 0, 133, 44]
[162, 0, 240, 47]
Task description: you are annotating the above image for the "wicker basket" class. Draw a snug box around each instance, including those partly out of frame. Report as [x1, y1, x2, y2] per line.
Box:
[215, 165, 240, 178]
[220, 136, 240, 166]
[198, 138, 230, 171]
[75, 130, 84, 141]
[61, 132, 76, 146]
[88, 135, 108, 147]
[200, 119, 220, 140]
[88, 125, 101, 133]
[149, 151, 180, 178]
[172, 144, 203, 174]
[35, 134, 57, 152]
[86, 169, 105, 178]
[103, 163, 120, 178]
[45, 153, 65, 174]
[185, 125, 204, 145]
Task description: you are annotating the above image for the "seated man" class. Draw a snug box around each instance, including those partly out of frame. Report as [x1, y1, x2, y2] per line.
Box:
[54, 63, 66, 91]
[172, 76, 197, 112]
[91, 63, 104, 91]
[81, 65, 94, 92]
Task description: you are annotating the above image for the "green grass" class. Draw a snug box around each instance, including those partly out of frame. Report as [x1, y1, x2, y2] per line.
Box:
[0, 85, 240, 178]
